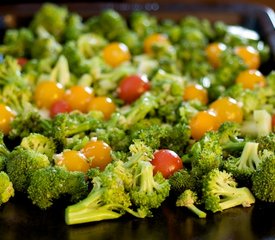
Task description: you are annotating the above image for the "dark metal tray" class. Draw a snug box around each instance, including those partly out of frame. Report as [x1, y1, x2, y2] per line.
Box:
[0, 3, 275, 240]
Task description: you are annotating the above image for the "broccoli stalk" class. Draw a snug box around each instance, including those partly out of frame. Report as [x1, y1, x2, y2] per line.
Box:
[129, 161, 170, 212]
[0, 132, 10, 171]
[223, 142, 262, 186]
[65, 161, 147, 225]
[202, 169, 255, 213]
[0, 171, 15, 206]
[176, 189, 207, 218]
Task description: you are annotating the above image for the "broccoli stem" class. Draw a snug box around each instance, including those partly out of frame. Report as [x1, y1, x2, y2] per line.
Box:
[186, 204, 207, 218]
[65, 121, 97, 137]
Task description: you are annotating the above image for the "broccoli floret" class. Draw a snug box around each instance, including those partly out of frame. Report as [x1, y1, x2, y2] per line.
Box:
[256, 132, 275, 153]
[176, 189, 207, 218]
[202, 169, 255, 213]
[129, 161, 170, 212]
[30, 27, 62, 60]
[6, 147, 50, 192]
[0, 82, 33, 114]
[0, 171, 15, 206]
[129, 11, 157, 38]
[27, 166, 89, 209]
[30, 3, 69, 41]
[150, 69, 186, 123]
[223, 142, 262, 186]
[63, 13, 85, 42]
[118, 92, 157, 129]
[52, 111, 102, 150]
[77, 33, 107, 59]
[8, 109, 52, 140]
[65, 160, 147, 225]
[87, 9, 128, 41]
[168, 169, 196, 195]
[241, 109, 272, 137]
[0, 28, 34, 57]
[189, 131, 223, 178]
[251, 150, 275, 202]
[0, 56, 24, 87]
[0, 132, 10, 171]
[20, 133, 56, 159]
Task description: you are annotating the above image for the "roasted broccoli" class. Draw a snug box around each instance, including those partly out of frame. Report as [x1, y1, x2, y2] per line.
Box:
[202, 169, 255, 213]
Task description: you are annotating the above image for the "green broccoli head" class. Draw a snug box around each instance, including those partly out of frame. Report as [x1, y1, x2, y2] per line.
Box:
[190, 131, 223, 178]
[202, 169, 255, 213]
[27, 166, 89, 209]
[0, 171, 15, 206]
[129, 161, 170, 212]
[223, 142, 263, 186]
[251, 150, 275, 202]
[176, 189, 207, 218]
[20, 133, 56, 159]
[30, 3, 69, 41]
[0, 28, 34, 57]
[6, 148, 50, 192]
[256, 132, 275, 153]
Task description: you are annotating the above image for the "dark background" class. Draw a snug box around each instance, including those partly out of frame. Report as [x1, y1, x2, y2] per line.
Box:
[0, 0, 274, 10]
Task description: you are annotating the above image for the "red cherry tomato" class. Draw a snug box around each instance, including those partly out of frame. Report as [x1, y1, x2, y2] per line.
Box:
[272, 114, 275, 128]
[151, 149, 183, 179]
[17, 57, 28, 67]
[118, 75, 150, 104]
[50, 99, 71, 117]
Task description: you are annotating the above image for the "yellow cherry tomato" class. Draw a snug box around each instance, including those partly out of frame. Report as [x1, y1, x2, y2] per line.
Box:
[87, 96, 116, 120]
[81, 140, 112, 171]
[103, 42, 131, 67]
[57, 150, 90, 173]
[209, 97, 243, 126]
[0, 104, 16, 135]
[34, 81, 65, 109]
[143, 33, 170, 55]
[189, 110, 219, 140]
[234, 45, 260, 69]
[205, 42, 227, 68]
[64, 85, 93, 113]
[235, 69, 266, 90]
[183, 84, 208, 104]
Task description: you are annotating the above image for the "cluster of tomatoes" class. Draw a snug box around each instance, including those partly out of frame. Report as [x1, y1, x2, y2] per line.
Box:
[0, 32, 274, 179]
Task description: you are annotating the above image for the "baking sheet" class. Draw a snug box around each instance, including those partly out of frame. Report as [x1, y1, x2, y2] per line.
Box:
[0, 2, 275, 240]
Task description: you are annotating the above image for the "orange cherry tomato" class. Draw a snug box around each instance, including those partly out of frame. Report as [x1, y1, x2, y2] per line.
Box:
[143, 33, 170, 55]
[205, 42, 227, 68]
[57, 150, 90, 173]
[209, 97, 243, 126]
[34, 81, 65, 109]
[103, 42, 131, 67]
[87, 96, 116, 120]
[234, 45, 260, 69]
[183, 83, 208, 104]
[81, 140, 112, 171]
[0, 104, 16, 135]
[64, 85, 93, 113]
[235, 69, 266, 90]
[189, 110, 219, 140]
